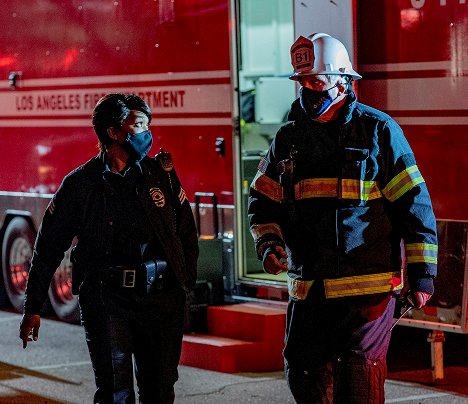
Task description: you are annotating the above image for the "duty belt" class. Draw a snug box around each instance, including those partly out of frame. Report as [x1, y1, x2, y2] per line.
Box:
[101, 263, 176, 292]
[102, 266, 141, 288]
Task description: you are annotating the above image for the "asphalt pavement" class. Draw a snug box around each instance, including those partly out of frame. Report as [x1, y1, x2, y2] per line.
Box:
[0, 309, 467, 403]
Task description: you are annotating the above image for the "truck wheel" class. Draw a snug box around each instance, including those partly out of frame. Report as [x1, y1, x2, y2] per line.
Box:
[48, 248, 80, 323]
[1, 217, 35, 312]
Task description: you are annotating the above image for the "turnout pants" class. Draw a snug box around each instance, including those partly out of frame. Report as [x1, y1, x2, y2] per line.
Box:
[284, 281, 395, 404]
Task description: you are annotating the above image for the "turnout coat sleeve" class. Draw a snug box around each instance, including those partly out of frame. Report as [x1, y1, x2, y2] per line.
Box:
[248, 126, 289, 260]
[379, 118, 438, 294]
[24, 174, 81, 314]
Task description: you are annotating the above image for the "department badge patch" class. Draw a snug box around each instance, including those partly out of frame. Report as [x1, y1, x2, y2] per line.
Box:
[149, 187, 165, 207]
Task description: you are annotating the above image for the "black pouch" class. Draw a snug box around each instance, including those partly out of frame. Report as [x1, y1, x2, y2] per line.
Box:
[142, 259, 168, 293]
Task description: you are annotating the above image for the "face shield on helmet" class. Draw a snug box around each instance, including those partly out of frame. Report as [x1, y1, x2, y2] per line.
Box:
[289, 33, 361, 81]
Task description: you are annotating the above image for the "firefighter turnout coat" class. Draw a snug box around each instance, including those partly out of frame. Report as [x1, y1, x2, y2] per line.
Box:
[248, 92, 438, 300]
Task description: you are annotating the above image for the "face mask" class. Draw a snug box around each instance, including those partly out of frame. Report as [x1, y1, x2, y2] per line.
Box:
[121, 130, 153, 162]
[299, 84, 339, 119]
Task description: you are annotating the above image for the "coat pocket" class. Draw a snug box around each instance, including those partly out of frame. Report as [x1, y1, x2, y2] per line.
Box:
[341, 148, 370, 206]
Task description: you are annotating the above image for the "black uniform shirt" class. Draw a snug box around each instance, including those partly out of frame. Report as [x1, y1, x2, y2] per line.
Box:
[103, 161, 153, 267]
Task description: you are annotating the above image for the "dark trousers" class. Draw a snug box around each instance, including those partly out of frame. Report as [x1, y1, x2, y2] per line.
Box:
[79, 282, 186, 404]
[284, 281, 395, 404]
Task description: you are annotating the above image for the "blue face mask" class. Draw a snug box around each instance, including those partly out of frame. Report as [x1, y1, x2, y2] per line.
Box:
[299, 85, 339, 119]
[122, 130, 153, 162]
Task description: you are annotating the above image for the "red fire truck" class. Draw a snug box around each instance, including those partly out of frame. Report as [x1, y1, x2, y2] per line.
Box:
[0, 0, 467, 335]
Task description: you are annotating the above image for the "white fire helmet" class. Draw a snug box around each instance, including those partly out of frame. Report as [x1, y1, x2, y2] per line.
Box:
[289, 33, 361, 81]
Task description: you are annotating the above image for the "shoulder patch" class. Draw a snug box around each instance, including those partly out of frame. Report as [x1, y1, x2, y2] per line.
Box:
[178, 187, 187, 204]
[258, 158, 268, 174]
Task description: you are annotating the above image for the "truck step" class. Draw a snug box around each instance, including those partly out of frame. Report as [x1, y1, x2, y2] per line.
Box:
[180, 334, 283, 373]
[208, 302, 286, 342]
[181, 302, 286, 373]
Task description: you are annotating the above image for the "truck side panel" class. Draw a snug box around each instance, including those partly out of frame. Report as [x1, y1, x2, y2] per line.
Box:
[0, 0, 234, 201]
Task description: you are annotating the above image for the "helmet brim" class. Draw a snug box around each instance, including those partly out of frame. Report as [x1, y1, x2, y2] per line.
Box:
[288, 71, 362, 81]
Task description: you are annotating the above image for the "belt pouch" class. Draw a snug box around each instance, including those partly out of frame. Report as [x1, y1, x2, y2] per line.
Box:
[143, 259, 168, 292]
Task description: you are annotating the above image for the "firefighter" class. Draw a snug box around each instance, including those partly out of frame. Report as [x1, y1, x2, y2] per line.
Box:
[248, 33, 438, 403]
[19, 94, 199, 404]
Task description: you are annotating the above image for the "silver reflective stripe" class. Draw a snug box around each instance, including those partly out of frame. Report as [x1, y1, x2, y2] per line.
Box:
[287, 276, 314, 300]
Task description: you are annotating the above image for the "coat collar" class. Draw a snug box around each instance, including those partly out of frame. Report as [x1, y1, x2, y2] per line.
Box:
[99, 151, 144, 177]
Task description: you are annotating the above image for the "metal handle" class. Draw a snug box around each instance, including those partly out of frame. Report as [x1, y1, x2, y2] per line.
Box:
[194, 192, 219, 238]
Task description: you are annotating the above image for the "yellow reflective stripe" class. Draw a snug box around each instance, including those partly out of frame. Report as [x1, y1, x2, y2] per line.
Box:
[295, 178, 338, 198]
[287, 277, 314, 300]
[295, 178, 382, 201]
[254, 168, 426, 204]
[287, 272, 402, 299]
[250, 223, 284, 243]
[324, 271, 402, 298]
[382, 165, 425, 202]
[341, 179, 382, 200]
[250, 171, 283, 202]
[406, 243, 438, 264]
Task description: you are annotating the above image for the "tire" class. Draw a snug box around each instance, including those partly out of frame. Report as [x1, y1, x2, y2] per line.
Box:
[1, 217, 35, 312]
[48, 247, 80, 323]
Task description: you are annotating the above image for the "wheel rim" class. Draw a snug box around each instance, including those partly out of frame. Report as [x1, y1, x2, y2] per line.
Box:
[48, 247, 80, 323]
[8, 237, 32, 295]
[50, 250, 74, 304]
